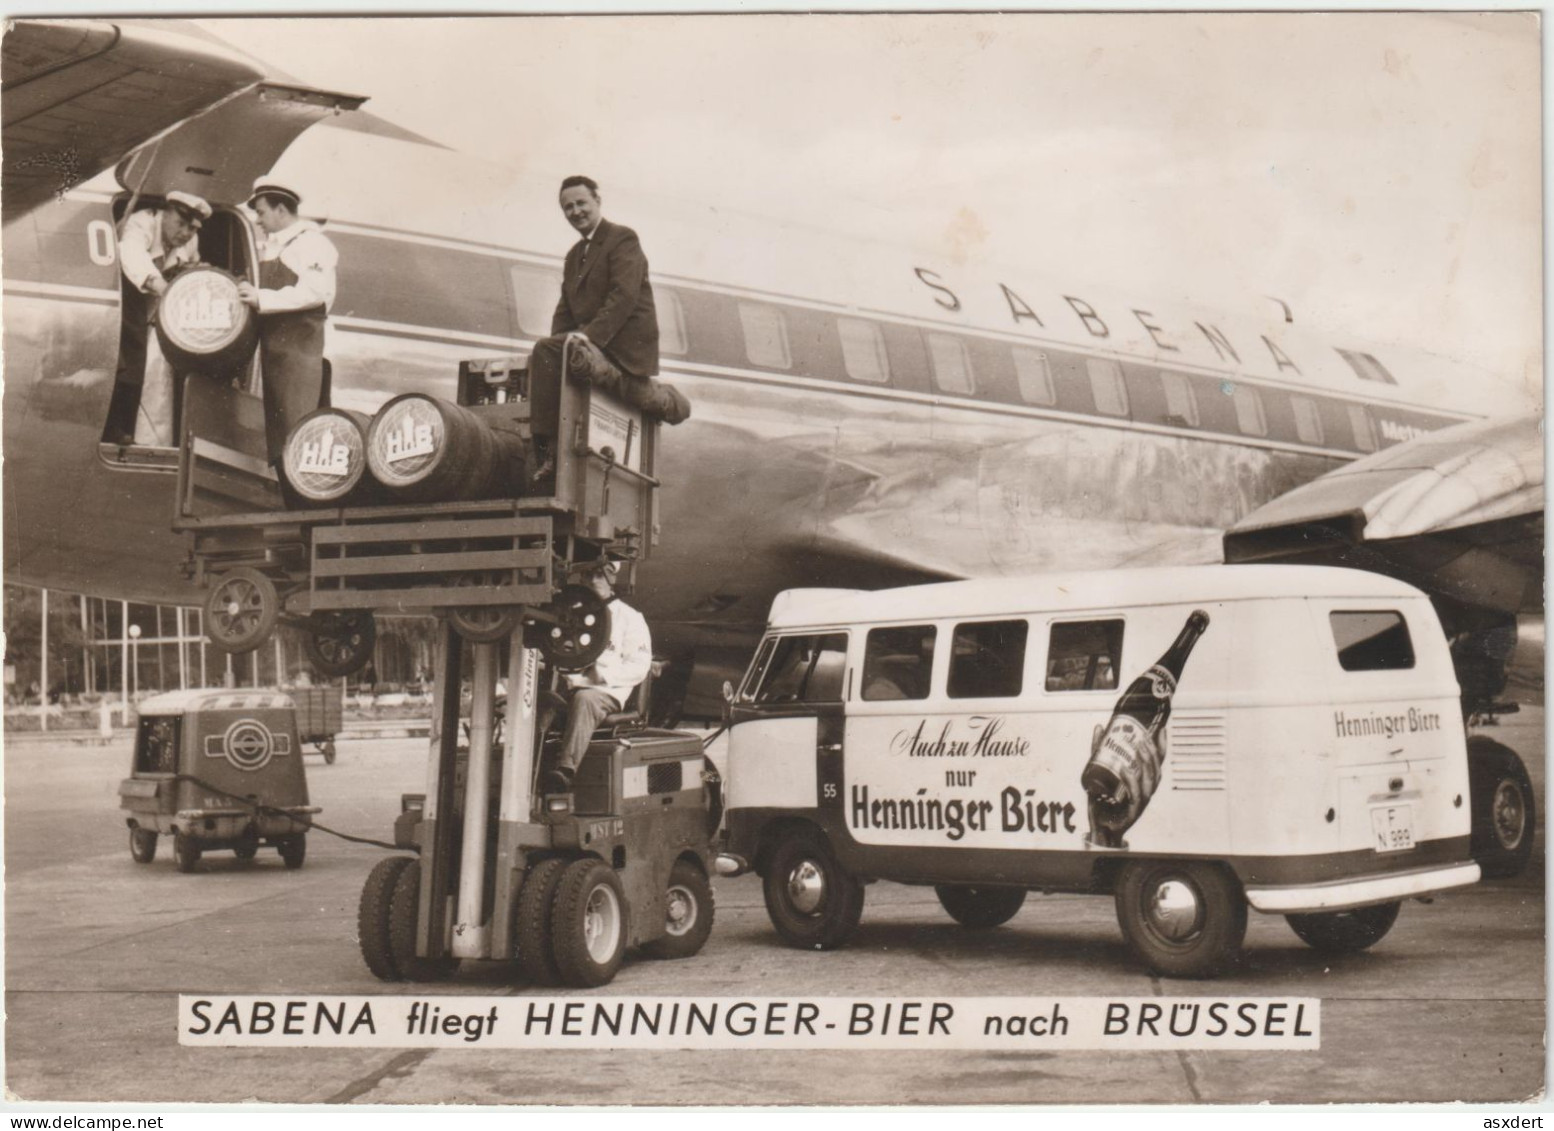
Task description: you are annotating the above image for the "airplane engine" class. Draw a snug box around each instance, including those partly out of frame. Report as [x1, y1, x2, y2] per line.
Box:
[154, 265, 258, 376]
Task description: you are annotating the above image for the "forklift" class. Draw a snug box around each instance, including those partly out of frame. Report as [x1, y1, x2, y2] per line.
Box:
[175, 344, 717, 987]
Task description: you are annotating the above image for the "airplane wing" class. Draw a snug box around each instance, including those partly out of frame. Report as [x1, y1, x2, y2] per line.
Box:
[1223, 413, 1543, 618]
[2, 19, 266, 217]
[114, 80, 365, 205]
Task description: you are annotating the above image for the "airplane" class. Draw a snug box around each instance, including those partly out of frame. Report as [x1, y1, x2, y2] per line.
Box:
[3, 16, 1542, 740]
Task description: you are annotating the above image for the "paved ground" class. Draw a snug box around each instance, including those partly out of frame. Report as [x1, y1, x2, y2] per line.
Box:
[4, 709, 1545, 1107]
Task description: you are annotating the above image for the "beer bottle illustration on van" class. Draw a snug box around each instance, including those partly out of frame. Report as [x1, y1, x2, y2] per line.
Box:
[1081, 609, 1211, 848]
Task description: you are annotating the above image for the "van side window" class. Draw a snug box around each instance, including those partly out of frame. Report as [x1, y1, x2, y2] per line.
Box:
[949, 620, 1028, 699]
[861, 626, 936, 701]
[1330, 611, 1415, 671]
[1046, 619, 1124, 691]
[749, 633, 849, 702]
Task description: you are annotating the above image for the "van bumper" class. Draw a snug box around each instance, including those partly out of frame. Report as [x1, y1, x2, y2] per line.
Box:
[1244, 861, 1481, 913]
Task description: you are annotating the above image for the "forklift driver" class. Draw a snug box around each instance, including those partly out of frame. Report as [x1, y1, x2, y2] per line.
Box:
[543, 558, 653, 793]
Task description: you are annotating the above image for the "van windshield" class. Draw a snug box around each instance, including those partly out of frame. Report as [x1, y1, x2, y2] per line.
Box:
[746, 633, 849, 704]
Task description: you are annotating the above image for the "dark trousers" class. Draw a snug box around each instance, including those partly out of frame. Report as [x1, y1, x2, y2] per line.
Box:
[528, 334, 689, 436]
[557, 687, 620, 772]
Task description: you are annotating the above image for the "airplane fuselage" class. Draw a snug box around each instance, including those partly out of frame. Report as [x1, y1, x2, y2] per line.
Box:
[2, 182, 1481, 685]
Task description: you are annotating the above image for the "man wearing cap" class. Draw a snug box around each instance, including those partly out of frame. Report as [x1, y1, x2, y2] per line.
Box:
[236, 178, 339, 470]
[544, 558, 653, 792]
[105, 190, 210, 446]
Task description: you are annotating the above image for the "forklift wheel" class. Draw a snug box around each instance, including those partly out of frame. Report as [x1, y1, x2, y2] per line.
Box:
[642, 859, 715, 960]
[303, 610, 377, 678]
[279, 834, 307, 870]
[450, 572, 521, 643]
[551, 858, 628, 987]
[129, 828, 158, 865]
[173, 832, 202, 874]
[358, 856, 415, 981]
[388, 858, 459, 982]
[514, 857, 569, 987]
[204, 568, 279, 655]
[530, 586, 612, 672]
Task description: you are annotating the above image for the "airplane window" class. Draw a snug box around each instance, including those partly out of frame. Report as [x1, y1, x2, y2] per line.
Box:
[862, 625, 936, 701]
[838, 318, 890, 384]
[1086, 358, 1129, 417]
[657, 288, 688, 356]
[739, 302, 792, 370]
[1161, 371, 1200, 427]
[948, 620, 1027, 699]
[1337, 348, 1398, 385]
[1330, 611, 1414, 671]
[1232, 385, 1267, 436]
[1046, 619, 1124, 692]
[927, 333, 975, 395]
[1348, 404, 1378, 452]
[1012, 347, 1056, 406]
[1292, 396, 1325, 445]
[509, 264, 560, 337]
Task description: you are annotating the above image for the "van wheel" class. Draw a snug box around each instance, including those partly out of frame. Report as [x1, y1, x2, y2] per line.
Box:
[358, 856, 415, 981]
[129, 828, 158, 864]
[388, 858, 459, 982]
[551, 858, 628, 988]
[763, 828, 864, 951]
[514, 857, 569, 986]
[642, 859, 715, 960]
[172, 832, 202, 874]
[1115, 859, 1246, 978]
[1286, 901, 1400, 952]
[1468, 737, 1536, 879]
[935, 884, 1027, 930]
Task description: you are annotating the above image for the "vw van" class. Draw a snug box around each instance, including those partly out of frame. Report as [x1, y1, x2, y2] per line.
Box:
[720, 565, 1481, 977]
[119, 690, 318, 872]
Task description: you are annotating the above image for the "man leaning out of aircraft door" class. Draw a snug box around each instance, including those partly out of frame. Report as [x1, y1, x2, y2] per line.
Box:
[105, 190, 211, 447]
[528, 175, 690, 477]
[236, 178, 339, 482]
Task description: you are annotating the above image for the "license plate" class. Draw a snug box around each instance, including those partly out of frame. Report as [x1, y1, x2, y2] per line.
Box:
[1371, 805, 1415, 852]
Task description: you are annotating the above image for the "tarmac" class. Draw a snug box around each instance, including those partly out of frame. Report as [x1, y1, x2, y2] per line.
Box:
[3, 708, 1546, 1107]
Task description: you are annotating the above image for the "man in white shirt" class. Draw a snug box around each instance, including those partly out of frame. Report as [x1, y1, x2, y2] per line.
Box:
[106, 190, 210, 446]
[544, 558, 653, 791]
[236, 177, 338, 470]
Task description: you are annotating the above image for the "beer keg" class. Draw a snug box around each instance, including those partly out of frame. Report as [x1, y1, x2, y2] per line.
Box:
[154, 265, 258, 373]
[282, 408, 374, 504]
[365, 394, 527, 502]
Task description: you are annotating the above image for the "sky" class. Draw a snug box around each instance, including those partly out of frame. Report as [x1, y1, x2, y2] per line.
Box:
[192, 12, 1542, 402]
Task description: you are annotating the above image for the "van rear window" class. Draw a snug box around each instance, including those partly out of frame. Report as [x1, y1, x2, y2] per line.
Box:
[747, 633, 849, 703]
[1046, 620, 1124, 691]
[1330, 611, 1415, 671]
[949, 620, 1028, 699]
[862, 626, 936, 701]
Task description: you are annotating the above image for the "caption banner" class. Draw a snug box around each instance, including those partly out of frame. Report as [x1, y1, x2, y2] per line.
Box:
[181, 995, 1319, 1050]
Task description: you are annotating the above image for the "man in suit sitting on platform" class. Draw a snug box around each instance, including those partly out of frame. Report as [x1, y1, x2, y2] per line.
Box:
[528, 176, 688, 478]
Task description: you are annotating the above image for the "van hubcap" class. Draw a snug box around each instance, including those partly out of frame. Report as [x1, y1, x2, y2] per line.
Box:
[1493, 780, 1527, 849]
[787, 859, 826, 914]
[1146, 878, 1204, 942]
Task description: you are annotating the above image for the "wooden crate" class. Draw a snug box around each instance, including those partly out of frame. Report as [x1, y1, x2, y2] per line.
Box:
[310, 508, 552, 613]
